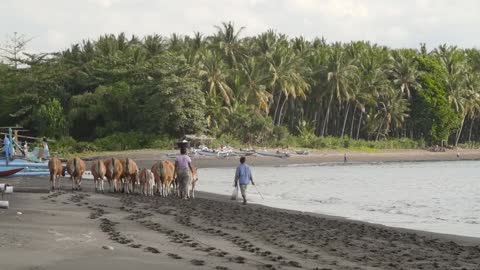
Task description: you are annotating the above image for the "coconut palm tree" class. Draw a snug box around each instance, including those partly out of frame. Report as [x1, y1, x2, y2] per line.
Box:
[198, 50, 234, 106]
[239, 57, 272, 114]
[266, 43, 310, 125]
[143, 34, 166, 56]
[321, 43, 358, 137]
[212, 21, 246, 68]
[389, 49, 420, 99]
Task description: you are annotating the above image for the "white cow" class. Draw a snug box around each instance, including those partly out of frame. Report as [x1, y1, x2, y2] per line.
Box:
[139, 168, 155, 196]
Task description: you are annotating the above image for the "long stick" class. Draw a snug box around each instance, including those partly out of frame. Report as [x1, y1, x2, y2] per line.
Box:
[253, 184, 264, 200]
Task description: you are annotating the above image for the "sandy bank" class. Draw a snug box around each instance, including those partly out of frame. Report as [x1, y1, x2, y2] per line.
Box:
[1, 176, 479, 270]
[82, 148, 480, 168]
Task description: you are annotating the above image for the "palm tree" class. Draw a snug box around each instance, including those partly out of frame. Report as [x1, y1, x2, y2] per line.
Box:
[143, 34, 165, 56]
[266, 43, 310, 125]
[184, 32, 205, 66]
[321, 43, 358, 137]
[239, 57, 272, 114]
[198, 50, 234, 106]
[212, 22, 246, 68]
[389, 49, 420, 98]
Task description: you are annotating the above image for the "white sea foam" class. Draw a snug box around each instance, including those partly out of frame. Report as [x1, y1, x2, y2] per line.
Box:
[196, 161, 480, 238]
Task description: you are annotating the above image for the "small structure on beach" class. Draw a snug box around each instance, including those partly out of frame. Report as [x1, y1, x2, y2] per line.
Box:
[178, 134, 215, 149]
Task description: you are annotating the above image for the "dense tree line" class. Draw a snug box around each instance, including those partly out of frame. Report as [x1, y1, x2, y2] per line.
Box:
[1, 23, 480, 147]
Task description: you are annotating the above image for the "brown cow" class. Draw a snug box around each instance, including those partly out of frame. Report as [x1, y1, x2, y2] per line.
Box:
[66, 157, 86, 191]
[122, 158, 139, 194]
[104, 158, 123, 192]
[48, 157, 65, 191]
[151, 160, 175, 197]
[139, 168, 155, 196]
[91, 159, 107, 193]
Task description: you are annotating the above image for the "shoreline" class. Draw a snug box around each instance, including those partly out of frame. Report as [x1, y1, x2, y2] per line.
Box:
[198, 191, 480, 246]
[82, 148, 480, 168]
[1, 182, 479, 270]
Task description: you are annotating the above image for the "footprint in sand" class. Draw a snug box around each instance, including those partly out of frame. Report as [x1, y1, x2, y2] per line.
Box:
[167, 253, 182, 259]
[144, 247, 160, 254]
[190, 259, 205, 266]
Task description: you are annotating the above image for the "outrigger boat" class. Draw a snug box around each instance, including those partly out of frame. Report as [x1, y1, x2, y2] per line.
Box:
[1, 127, 51, 177]
[255, 150, 290, 158]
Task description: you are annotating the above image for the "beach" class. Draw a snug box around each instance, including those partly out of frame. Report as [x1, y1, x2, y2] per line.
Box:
[1, 149, 480, 270]
[84, 148, 480, 168]
[1, 178, 479, 270]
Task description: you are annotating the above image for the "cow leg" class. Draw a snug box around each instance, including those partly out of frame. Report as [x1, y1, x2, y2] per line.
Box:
[191, 181, 195, 199]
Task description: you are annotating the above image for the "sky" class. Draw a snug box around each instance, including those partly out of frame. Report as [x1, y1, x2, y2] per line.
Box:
[1, 0, 479, 53]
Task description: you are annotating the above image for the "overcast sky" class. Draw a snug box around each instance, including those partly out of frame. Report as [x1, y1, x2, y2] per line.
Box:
[1, 0, 479, 53]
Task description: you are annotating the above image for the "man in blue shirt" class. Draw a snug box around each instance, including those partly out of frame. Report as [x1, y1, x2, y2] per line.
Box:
[3, 135, 11, 164]
[234, 156, 255, 205]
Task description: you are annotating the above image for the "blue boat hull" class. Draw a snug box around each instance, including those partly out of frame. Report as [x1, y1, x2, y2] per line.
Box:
[1, 158, 50, 177]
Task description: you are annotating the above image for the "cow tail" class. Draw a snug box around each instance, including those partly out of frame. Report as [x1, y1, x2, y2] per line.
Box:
[159, 161, 165, 181]
[126, 158, 130, 174]
[73, 158, 77, 177]
[97, 160, 102, 176]
[112, 158, 116, 176]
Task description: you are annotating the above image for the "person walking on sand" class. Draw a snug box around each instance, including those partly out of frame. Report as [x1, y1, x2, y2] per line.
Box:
[234, 156, 255, 205]
[175, 147, 194, 199]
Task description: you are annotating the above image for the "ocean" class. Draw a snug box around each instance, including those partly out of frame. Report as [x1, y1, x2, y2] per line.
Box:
[197, 160, 480, 238]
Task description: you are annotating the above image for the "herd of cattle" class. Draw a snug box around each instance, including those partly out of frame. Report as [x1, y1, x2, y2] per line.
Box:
[48, 157, 199, 199]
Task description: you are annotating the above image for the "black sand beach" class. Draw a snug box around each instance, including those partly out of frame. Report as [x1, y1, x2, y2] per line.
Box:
[1, 173, 479, 270]
[83, 148, 480, 169]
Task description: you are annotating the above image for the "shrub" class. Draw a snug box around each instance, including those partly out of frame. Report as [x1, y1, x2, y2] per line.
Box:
[94, 132, 155, 151]
[150, 135, 176, 150]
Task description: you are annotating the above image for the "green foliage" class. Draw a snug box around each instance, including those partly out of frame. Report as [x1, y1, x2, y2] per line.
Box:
[297, 120, 316, 144]
[33, 98, 67, 138]
[94, 132, 154, 151]
[411, 56, 460, 144]
[149, 135, 176, 149]
[295, 136, 423, 150]
[50, 137, 98, 155]
[143, 76, 207, 136]
[2, 28, 480, 148]
[224, 105, 274, 144]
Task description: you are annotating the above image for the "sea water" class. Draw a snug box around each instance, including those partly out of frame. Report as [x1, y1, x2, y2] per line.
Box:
[197, 161, 480, 238]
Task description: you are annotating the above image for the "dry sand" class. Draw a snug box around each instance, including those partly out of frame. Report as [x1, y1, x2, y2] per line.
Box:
[1, 175, 480, 270]
[83, 148, 480, 168]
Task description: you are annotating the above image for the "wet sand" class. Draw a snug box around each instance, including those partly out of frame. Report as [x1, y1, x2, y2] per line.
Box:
[1, 177, 479, 270]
